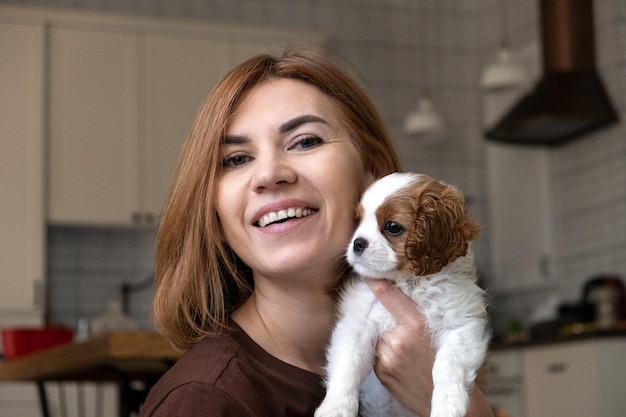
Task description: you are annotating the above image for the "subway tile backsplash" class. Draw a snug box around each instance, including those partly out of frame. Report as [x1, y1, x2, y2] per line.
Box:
[47, 226, 156, 330]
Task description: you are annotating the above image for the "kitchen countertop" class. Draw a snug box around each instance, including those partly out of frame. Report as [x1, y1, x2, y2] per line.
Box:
[0, 331, 182, 417]
[0, 330, 180, 381]
[490, 324, 626, 351]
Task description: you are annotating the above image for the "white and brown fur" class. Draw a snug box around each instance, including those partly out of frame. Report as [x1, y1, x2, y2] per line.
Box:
[315, 172, 489, 417]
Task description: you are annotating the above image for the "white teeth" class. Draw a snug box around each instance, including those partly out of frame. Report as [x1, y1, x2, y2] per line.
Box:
[258, 207, 315, 227]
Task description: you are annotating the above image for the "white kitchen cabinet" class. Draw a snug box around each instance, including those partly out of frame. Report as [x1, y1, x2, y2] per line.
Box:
[0, 19, 46, 417]
[485, 143, 555, 292]
[48, 27, 142, 226]
[48, 27, 234, 225]
[45, 12, 322, 226]
[48, 28, 233, 226]
[0, 21, 45, 322]
[523, 339, 626, 417]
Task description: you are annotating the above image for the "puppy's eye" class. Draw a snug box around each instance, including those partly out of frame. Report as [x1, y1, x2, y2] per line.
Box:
[383, 221, 403, 236]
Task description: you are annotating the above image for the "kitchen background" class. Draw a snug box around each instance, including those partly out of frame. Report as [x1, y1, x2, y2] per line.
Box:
[2, 0, 626, 337]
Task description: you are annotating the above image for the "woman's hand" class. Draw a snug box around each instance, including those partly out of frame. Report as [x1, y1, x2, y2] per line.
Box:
[365, 279, 494, 417]
[365, 279, 435, 416]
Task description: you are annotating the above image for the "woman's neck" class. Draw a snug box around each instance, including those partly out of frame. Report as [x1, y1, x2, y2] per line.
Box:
[231, 282, 337, 375]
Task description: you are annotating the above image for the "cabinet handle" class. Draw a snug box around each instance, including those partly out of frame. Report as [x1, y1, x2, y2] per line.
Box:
[132, 212, 142, 224]
[33, 280, 44, 309]
[144, 212, 157, 225]
[546, 362, 568, 373]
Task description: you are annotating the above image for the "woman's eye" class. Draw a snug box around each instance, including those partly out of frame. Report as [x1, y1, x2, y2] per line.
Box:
[383, 221, 403, 236]
[290, 135, 323, 150]
[222, 153, 251, 168]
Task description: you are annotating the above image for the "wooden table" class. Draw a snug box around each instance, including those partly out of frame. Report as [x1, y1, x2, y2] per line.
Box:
[0, 331, 181, 417]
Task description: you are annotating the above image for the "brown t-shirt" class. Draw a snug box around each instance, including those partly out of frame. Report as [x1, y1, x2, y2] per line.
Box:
[139, 321, 326, 417]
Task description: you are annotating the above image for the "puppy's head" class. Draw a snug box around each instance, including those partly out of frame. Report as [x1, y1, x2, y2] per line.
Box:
[346, 172, 480, 280]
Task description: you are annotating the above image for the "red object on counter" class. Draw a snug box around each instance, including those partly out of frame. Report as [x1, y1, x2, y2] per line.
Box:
[1, 327, 74, 360]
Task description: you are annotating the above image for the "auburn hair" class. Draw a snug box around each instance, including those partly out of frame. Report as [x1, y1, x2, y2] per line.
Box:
[153, 47, 402, 350]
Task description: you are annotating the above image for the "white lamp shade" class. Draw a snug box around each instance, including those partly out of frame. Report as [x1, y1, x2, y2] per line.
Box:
[404, 96, 445, 137]
[480, 46, 528, 91]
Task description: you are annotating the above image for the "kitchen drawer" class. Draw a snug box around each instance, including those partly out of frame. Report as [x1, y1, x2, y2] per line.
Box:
[0, 382, 39, 417]
[0, 381, 119, 417]
[487, 349, 522, 379]
[524, 342, 595, 379]
[524, 342, 596, 417]
[485, 349, 525, 417]
[523, 339, 626, 417]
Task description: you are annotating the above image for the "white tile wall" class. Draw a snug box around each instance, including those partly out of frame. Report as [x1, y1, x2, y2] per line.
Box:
[3, 0, 624, 333]
[47, 226, 156, 330]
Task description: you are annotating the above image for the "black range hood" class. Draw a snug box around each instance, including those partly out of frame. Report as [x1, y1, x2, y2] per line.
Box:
[486, 0, 619, 146]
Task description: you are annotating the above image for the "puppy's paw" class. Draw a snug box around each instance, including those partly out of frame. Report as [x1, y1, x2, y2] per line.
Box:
[314, 395, 359, 417]
[431, 384, 469, 417]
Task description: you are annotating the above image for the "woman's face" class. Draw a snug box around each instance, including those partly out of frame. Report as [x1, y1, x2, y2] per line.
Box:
[216, 78, 366, 285]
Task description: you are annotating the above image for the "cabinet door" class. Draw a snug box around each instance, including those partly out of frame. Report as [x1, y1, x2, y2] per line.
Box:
[0, 383, 39, 417]
[486, 142, 554, 292]
[523, 343, 598, 417]
[485, 350, 525, 417]
[48, 27, 140, 225]
[141, 35, 232, 219]
[0, 22, 45, 316]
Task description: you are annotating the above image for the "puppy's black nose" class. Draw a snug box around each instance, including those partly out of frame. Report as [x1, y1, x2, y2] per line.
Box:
[352, 237, 368, 256]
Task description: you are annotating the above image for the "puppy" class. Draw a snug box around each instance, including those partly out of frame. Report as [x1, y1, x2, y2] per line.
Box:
[315, 172, 489, 417]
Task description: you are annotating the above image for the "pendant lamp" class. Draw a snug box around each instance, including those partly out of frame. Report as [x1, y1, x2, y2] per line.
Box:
[480, 43, 528, 91]
[480, 0, 528, 91]
[404, 16, 445, 140]
[404, 94, 445, 138]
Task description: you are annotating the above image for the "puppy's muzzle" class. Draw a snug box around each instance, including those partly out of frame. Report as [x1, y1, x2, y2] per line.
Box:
[352, 237, 369, 256]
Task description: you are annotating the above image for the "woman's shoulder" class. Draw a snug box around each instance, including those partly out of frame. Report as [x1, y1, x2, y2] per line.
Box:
[140, 332, 245, 416]
[140, 323, 326, 416]
[140, 378, 249, 417]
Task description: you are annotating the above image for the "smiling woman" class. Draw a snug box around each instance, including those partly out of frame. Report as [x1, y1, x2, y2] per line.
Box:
[140, 48, 494, 417]
[151, 50, 399, 351]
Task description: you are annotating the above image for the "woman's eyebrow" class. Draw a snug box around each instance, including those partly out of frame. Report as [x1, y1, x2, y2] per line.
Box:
[223, 135, 249, 145]
[279, 115, 328, 133]
[223, 115, 328, 144]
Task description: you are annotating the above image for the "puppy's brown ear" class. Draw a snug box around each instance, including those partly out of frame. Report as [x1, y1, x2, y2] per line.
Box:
[406, 181, 480, 275]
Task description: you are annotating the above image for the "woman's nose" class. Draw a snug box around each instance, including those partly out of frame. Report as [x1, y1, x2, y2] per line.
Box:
[251, 153, 297, 192]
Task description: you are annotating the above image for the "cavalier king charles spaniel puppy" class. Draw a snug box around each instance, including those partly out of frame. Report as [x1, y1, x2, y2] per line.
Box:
[316, 172, 489, 417]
